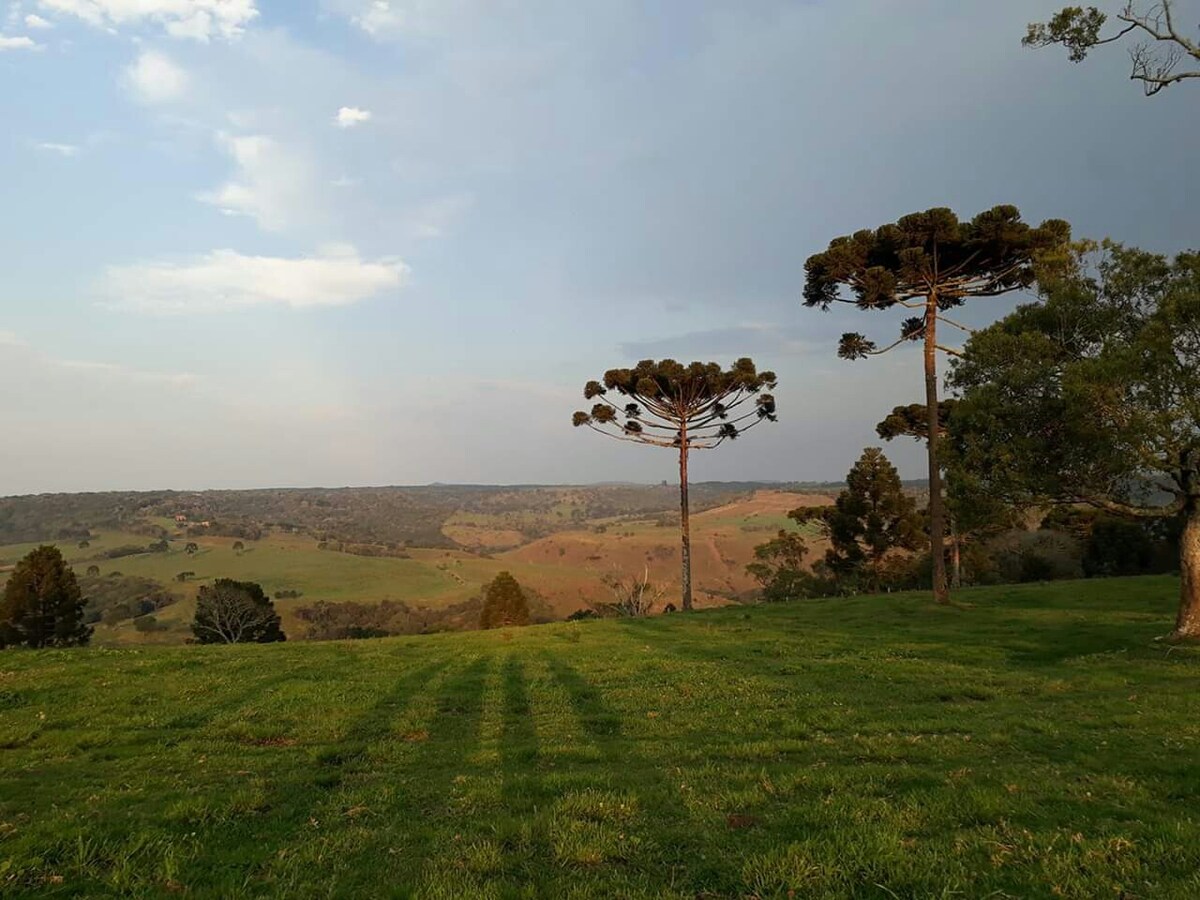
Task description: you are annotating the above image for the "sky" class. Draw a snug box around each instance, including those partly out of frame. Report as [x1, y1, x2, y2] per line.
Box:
[1, 0, 1197, 495]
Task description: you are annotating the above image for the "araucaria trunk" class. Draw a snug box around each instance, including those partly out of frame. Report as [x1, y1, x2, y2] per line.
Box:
[679, 436, 693, 611]
[924, 298, 950, 605]
[1175, 503, 1200, 640]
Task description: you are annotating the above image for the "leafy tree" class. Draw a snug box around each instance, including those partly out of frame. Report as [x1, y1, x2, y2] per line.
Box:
[803, 206, 1069, 603]
[184, 542, 199, 555]
[147, 539, 169, 552]
[1024, 2, 1199, 95]
[232, 541, 245, 553]
[949, 242, 1200, 639]
[0, 546, 92, 648]
[745, 529, 811, 602]
[875, 400, 1019, 588]
[192, 579, 285, 644]
[77, 540, 90, 549]
[85, 564, 100, 577]
[176, 571, 195, 583]
[479, 571, 530, 629]
[792, 448, 923, 592]
[573, 358, 777, 610]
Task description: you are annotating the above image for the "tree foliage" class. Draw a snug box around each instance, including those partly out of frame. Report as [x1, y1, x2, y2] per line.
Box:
[950, 242, 1200, 638]
[192, 579, 285, 644]
[573, 358, 777, 610]
[0, 546, 92, 648]
[792, 448, 923, 592]
[1024, 2, 1200, 95]
[875, 401, 957, 443]
[804, 205, 1070, 604]
[745, 529, 811, 602]
[479, 571, 530, 629]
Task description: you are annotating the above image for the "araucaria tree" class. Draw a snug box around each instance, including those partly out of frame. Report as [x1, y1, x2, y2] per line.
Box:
[479, 571, 530, 629]
[192, 579, 286, 644]
[1024, 2, 1200, 95]
[0, 546, 92, 648]
[803, 206, 1069, 603]
[573, 358, 777, 610]
[950, 242, 1200, 640]
[792, 448, 923, 592]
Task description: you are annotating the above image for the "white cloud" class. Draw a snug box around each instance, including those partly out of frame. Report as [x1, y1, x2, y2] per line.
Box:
[24, 13, 52, 28]
[36, 0, 258, 41]
[334, 106, 372, 128]
[0, 33, 39, 48]
[403, 192, 473, 239]
[331, 174, 361, 188]
[123, 49, 188, 104]
[332, 0, 465, 39]
[35, 141, 80, 157]
[0, 331, 195, 387]
[100, 246, 409, 313]
[350, 0, 402, 37]
[197, 132, 320, 232]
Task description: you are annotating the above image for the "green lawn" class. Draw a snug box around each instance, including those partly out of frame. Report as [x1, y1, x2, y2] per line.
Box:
[0, 576, 1197, 897]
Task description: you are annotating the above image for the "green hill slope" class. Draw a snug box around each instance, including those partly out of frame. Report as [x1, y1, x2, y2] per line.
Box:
[0, 577, 1197, 897]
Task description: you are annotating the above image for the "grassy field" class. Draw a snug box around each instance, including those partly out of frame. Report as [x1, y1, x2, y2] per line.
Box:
[0, 576, 1197, 897]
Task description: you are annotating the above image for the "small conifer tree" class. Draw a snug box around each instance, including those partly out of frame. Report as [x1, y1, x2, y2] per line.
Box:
[0, 545, 92, 648]
[479, 572, 530, 629]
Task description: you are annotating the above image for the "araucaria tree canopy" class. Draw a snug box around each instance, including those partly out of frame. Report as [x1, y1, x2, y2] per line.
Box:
[804, 205, 1070, 604]
[573, 358, 777, 610]
[950, 242, 1200, 640]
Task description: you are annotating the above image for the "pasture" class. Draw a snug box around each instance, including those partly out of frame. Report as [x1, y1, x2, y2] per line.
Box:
[0, 491, 831, 644]
[0, 576, 1196, 897]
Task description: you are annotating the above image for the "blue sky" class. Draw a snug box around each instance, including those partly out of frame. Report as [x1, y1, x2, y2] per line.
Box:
[1, 0, 1197, 494]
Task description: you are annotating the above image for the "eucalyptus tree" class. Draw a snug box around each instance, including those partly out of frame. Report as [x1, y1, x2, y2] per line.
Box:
[803, 206, 1069, 604]
[951, 242, 1200, 640]
[573, 358, 777, 610]
[1025, 2, 1200, 95]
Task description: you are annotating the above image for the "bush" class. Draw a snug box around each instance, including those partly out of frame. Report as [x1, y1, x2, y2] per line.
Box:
[133, 615, 166, 633]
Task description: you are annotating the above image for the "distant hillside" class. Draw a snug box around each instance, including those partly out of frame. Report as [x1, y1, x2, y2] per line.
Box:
[0, 482, 834, 550]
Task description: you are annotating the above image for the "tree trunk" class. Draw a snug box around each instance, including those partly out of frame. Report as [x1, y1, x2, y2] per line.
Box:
[924, 298, 950, 605]
[950, 517, 962, 590]
[679, 433, 693, 611]
[1174, 501, 1200, 640]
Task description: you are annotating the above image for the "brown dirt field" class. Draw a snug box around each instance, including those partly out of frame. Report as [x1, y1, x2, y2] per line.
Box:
[691, 490, 835, 522]
[500, 490, 834, 611]
[441, 523, 527, 551]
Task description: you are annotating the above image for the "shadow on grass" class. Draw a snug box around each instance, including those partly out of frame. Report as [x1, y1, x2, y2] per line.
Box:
[169, 658, 450, 890]
[500, 654, 539, 802]
[543, 653, 730, 891]
[327, 654, 494, 895]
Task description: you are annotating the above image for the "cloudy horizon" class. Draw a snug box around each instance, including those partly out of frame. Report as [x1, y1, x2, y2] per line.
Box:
[2, 0, 1197, 496]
